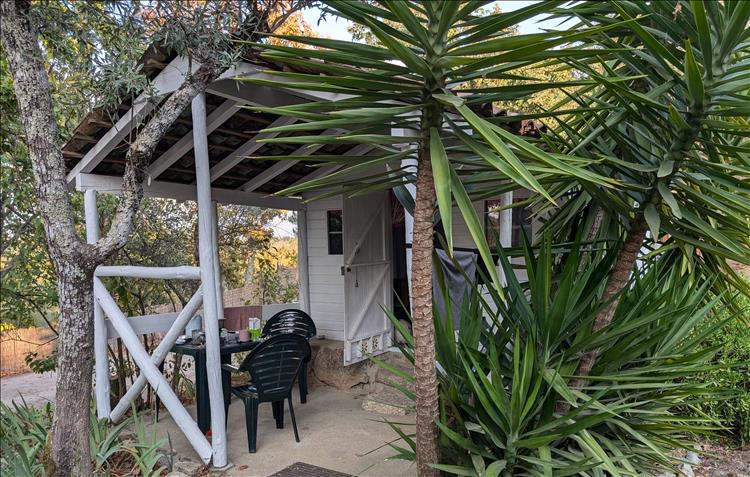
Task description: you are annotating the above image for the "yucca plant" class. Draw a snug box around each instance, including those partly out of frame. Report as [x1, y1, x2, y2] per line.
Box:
[382, 236, 731, 476]
[534, 0, 750, 385]
[0, 400, 169, 476]
[241, 3, 620, 473]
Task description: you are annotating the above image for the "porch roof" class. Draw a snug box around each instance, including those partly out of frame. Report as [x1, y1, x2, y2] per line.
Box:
[62, 45, 376, 210]
[62, 45, 544, 211]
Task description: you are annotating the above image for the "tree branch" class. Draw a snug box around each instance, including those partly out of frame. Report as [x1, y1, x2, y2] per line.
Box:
[0, 0, 85, 268]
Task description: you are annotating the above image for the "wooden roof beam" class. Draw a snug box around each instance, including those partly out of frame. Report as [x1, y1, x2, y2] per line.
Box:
[208, 116, 297, 182]
[65, 55, 198, 185]
[240, 128, 344, 192]
[76, 173, 303, 210]
[287, 144, 375, 188]
[147, 99, 240, 180]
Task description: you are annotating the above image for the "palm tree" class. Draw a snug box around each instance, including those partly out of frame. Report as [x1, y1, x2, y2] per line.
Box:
[536, 0, 750, 387]
[241, 2, 616, 474]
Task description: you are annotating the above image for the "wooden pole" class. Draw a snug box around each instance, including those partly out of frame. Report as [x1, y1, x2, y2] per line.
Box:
[84, 190, 110, 419]
[499, 191, 513, 285]
[93, 278, 213, 463]
[95, 265, 201, 280]
[109, 286, 204, 422]
[297, 209, 311, 314]
[211, 202, 224, 321]
[192, 92, 228, 468]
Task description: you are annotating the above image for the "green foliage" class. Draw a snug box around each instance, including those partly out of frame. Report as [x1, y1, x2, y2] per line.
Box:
[241, 0, 618, 293]
[24, 351, 57, 375]
[0, 400, 51, 476]
[539, 0, 750, 296]
[383, 237, 730, 475]
[691, 291, 750, 445]
[0, 400, 169, 476]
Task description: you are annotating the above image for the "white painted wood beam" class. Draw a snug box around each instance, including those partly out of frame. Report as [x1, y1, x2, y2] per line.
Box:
[103, 312, 176, 338]
[76, 173, 303, 210]
[95, 265, 201, 280]
[85, 190, 110, 420]
[94, 278, 213, 463]
[147, 100, 240, 180]
[109, 286, 204, 423]
[240, 128, 343, 192]
[297, 209, 310, 314]
[206, 79, 311, 109]
[288, 144, 375, 188]
[210, 63, 347, 103]
[208, 116, 297, 182]
[66, 56, 196, 185]
[192, 92, 227, 468]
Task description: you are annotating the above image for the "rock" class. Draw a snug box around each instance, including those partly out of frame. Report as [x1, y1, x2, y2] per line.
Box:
[173, 458, 205, 477]
[166, 473, 189, 477]
[309, 340, 371, 391]
[686, 451, 701, 466]
[362, 388, 414, 415]
[679, 464, 695, 477]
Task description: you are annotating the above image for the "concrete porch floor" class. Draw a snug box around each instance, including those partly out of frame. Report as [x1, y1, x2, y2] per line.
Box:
[154, 387, 416, 477]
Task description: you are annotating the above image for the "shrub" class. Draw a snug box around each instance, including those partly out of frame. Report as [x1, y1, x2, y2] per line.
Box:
[379, 239, 729, 476]
[0, 400, 170, 476]
[691, 290, 750, 445]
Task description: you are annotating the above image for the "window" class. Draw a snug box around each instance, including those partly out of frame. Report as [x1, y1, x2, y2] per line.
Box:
[484, 199, 532, 248]
[327, 210, 343, 255]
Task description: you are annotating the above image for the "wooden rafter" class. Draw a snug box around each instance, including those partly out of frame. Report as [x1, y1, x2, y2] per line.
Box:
[240, 128, 344, 192]
[65, 55, 198, 185]
[208, 116, 297, 182]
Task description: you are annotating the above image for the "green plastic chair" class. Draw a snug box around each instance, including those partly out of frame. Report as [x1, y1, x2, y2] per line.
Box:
[222, 334, 311, 453]
[261, 309, 316, 403]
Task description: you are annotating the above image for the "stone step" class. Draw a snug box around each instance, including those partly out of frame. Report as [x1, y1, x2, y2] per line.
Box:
[371, 352, 415, 395]
[361, 387, 415, 416]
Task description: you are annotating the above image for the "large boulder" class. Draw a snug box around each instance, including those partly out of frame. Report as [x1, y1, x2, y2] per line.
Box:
[308, 340, 371, 391]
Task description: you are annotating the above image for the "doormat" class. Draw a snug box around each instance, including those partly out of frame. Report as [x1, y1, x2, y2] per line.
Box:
[267, 462, 352, 477]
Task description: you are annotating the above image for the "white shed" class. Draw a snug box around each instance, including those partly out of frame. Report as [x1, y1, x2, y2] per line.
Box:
[63, 46, 538, 468]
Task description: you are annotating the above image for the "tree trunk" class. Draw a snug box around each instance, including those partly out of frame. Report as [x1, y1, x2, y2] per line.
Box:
[573, 217, 646, 383]
[412, 138, 440, 477]
[48, 265, 96, 476]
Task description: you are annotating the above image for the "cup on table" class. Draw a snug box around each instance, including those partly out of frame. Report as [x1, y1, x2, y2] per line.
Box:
[249, 317, 262, 341]
[238, 329, 250, 342]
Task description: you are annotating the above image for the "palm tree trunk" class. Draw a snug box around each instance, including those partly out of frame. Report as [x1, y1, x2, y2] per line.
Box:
[411, 136, 440, 477]
[573, 217, 646, 382]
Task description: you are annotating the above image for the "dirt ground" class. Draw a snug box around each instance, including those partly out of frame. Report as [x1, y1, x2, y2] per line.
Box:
[694, 442, 750, 477]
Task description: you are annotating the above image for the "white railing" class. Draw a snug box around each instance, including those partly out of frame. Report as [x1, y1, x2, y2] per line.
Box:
[93, 265, 213, 464]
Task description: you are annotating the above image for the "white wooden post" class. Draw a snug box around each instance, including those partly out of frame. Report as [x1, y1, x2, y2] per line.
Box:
[95, 265, 201, 280]
[93, 279, 213, 463]
[85, 190, 110, 419]
[297, 209, 311, 314]
[192, 92, 228, 468]
[499, 191, 513, 285]
[211, 202, 224, 321]
[109, 286, 204, 422]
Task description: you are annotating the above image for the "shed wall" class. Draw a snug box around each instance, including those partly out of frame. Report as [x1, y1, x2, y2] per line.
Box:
[304, 195, 346, 340]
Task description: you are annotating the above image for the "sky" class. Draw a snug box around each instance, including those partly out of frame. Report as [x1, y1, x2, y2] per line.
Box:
[301, 1, 560, 40]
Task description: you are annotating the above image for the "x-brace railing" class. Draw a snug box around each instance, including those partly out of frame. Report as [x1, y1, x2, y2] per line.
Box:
[93, 265, 213, 463]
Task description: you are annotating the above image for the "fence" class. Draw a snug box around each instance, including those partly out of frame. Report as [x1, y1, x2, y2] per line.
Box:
[0, 327, 57, 377]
